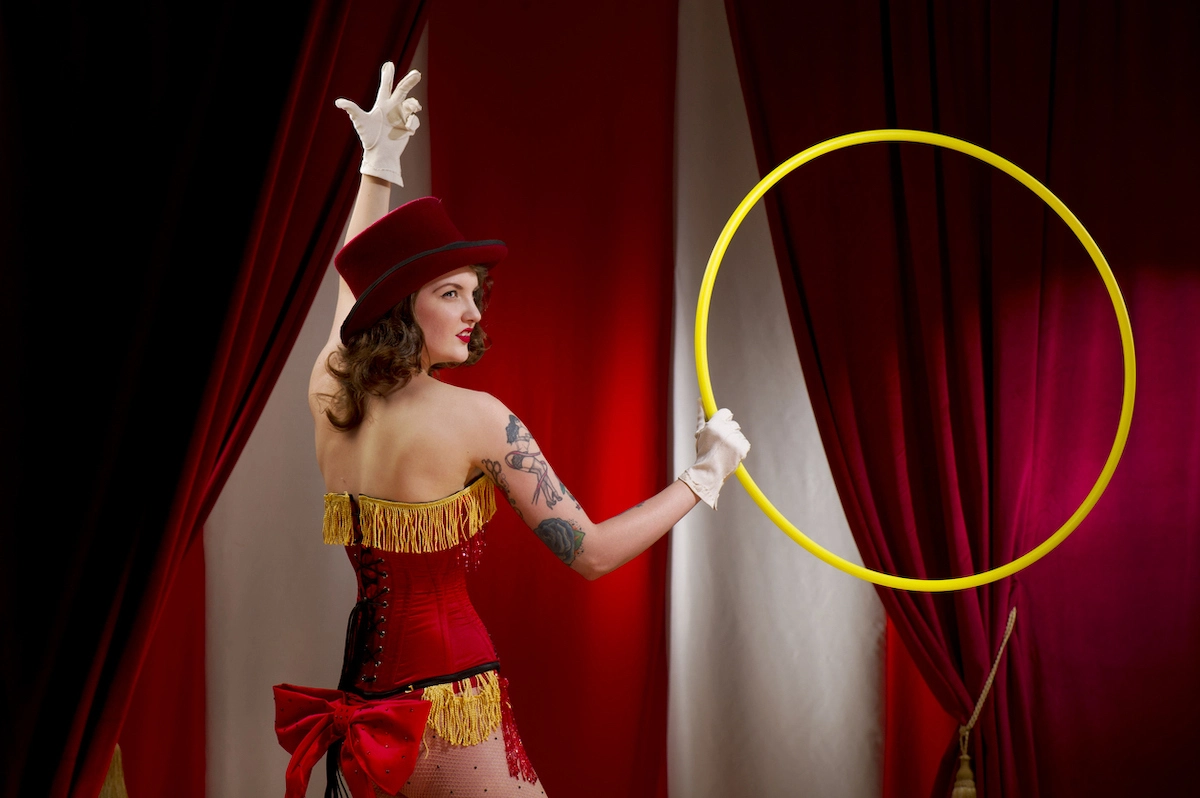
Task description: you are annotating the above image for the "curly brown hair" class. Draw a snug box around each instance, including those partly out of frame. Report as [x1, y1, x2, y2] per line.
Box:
[322, 263, 492, 431]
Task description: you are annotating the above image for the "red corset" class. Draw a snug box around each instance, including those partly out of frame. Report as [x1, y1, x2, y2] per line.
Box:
[340, 543, 496, 691]
[322, 475, 500, 693]
[272, 476, 540, 798]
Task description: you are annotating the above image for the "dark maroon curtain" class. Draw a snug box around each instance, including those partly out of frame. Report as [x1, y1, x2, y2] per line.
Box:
[0, 2, 426, 796]
[726, 1, 1199, 796]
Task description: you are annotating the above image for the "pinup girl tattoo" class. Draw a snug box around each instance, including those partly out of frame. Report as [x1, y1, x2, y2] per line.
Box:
[489, 415, 586, 564]
[504, 414, 580, 510]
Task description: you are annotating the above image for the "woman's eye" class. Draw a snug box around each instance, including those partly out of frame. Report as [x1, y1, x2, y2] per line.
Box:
[442, 290, 458, 298]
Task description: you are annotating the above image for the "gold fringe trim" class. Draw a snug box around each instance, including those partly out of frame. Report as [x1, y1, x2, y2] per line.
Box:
[323, 477, 496, 554]
[323, 493, 355, 546]
[422, 669, 503, 747]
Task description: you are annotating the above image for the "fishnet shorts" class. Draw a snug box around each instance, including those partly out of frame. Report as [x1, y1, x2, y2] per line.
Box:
[370, 725, 546, 798]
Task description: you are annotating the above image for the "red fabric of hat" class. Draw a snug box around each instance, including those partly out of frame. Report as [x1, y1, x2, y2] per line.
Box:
[335, 196, 506, 343]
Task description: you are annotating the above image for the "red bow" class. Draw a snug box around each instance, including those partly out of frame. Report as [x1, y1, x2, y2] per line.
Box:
[273, 683, 431, 798]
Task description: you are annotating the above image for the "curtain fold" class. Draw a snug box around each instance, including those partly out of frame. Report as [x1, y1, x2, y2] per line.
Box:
[883, 618, 957, 797]
[116, 538, 207, 798]
[725, 1, 1199, 795]
[1, 2, 429, 796]
[428, 2, 678, 795]
[1, 2, 310, 794]
[85, 4, 434, 795]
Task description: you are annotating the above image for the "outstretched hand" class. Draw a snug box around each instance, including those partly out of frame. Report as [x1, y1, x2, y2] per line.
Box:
[680, 400, 751, 510]
[336, 62, 422, 186]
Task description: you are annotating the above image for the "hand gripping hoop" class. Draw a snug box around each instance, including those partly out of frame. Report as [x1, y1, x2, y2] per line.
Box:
[694, 129, 1136, 592]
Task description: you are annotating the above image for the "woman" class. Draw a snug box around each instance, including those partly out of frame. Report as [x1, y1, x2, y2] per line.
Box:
[273, 63, 750, 798]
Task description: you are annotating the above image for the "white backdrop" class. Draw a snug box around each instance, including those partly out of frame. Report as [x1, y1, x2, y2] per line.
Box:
[206, 5, 884, 796]
[667, 0, 884, 795]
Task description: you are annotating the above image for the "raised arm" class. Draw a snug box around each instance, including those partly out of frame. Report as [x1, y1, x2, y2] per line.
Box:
[471, 395, 750, 580]
[310, 63, 422, 411]
[322, 176, 391, 350]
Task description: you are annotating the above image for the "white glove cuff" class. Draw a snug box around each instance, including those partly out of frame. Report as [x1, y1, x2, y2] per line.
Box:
[679, 467, 723, 510]
[360, 155, 404, 186]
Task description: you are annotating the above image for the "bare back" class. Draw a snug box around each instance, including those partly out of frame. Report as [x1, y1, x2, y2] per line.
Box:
[311, 366, 487, 503]
[308, 172, 491, 505]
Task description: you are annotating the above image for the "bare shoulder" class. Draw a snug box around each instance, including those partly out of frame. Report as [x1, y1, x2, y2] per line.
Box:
[370, 379, 510, 438]
[434, 383, 510, 432]
[465, 387, 511, 420]
[439, 387, 518, 455]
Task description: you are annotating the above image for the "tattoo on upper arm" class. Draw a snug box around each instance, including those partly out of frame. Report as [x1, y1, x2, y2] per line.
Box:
[503, 414, 565, 509]
[560, 482, 583, 512]
[533, 517, 586, 565]
[491, 415, 587, 565]
[483, 459, 523, 521]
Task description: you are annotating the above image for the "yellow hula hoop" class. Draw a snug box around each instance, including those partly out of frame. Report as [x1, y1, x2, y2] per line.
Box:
[695, 129, 1136, 592]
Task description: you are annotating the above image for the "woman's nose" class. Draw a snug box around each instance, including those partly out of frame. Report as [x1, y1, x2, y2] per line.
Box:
[463, 301, 481, 322]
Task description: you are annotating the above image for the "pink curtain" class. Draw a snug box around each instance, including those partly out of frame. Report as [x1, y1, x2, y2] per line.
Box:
[0, 2, 428, 796]
[725, 0, 1200, 795]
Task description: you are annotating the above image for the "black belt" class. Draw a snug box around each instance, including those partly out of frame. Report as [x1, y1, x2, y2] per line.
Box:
[344, 660, 501, 699]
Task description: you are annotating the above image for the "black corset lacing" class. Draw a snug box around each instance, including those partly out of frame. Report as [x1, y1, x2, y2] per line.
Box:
[326, 541, 500, 797]
[337, 546, 389, 693]
[326, 543, 388, 798]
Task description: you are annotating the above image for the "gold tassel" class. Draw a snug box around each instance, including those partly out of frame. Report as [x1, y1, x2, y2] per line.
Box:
[950, 607, 1018, 798]
[354, 478, 496, 554]
[323, 493, 355, 545]
[951, 750, 977, 798]
[98, 744, 129, 798]
[421, 670, 503, 746]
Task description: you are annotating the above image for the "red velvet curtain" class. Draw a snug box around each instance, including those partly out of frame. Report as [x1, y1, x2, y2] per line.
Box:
[0, 2, 428, 796]
[884, 619, 957, 797]
[117, 539, 207, 798]
[726, 1, 1200, 795]
[428, 2, 677, 795]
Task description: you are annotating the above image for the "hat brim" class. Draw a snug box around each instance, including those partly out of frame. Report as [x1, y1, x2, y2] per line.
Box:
[340, 239, 506, 344]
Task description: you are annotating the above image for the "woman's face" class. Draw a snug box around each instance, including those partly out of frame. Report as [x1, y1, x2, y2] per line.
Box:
[413, 266, 482, 370]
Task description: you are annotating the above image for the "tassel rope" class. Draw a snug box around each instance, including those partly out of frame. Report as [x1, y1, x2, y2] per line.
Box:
[952, 607, 1018, 798]
[323, 478, 496, 553]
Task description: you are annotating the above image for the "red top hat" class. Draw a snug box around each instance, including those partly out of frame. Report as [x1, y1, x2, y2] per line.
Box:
[335, 196, 507, 343]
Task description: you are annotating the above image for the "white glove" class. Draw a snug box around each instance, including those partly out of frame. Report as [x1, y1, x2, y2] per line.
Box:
[335, 62, 422, 186]
[679, 404, 751, 510]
